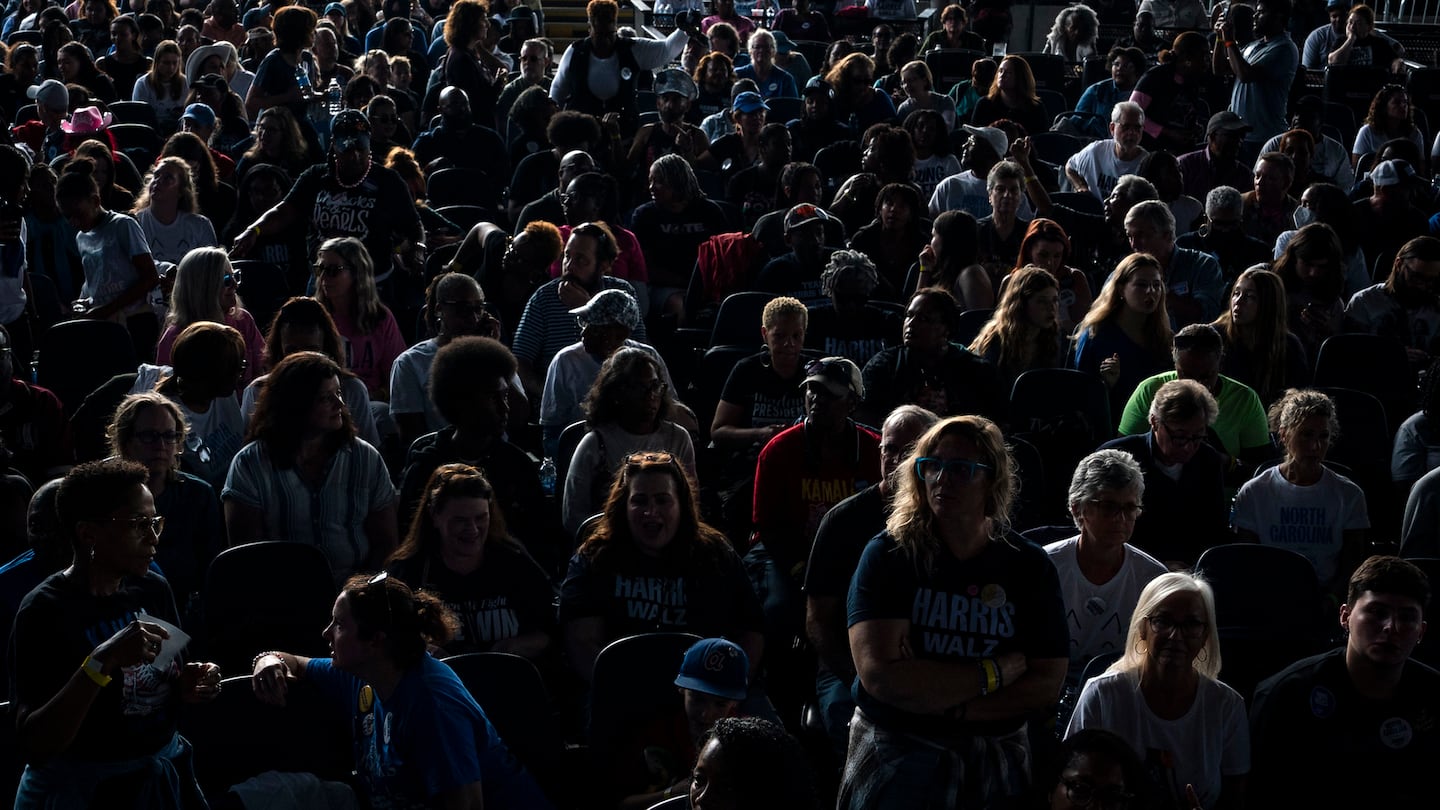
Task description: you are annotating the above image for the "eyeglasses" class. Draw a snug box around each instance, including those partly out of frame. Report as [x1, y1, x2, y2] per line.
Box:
[1147, 615, 1207, 639]
[222, 270, 241, 287]
[1060, 780, 1135, 809]
[133, 430, 182, 446]
[914, 457, 993, 484]
[624, 379, 668, 396]
[1087, 499, 1142, 520]
[1160, 422, 1207, 448]
[105, 515, 166, 535]
[314, 262, 350, 277]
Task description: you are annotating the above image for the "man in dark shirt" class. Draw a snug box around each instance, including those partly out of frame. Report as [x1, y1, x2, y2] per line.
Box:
[755, 204, 833, 308]
[411, 86, 511, 183]
[1178, 111, 1256, 201]
[1250, 555, 1439, 808]
[803, 404, 937, 754]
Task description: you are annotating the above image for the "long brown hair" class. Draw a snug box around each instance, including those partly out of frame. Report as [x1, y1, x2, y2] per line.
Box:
[246, 351, 356, 466]
[578, 452, 729, 574]
[1077, 252, 1172, 363]
[390, 463, 519, 567]
[1212, 266, 1290, 401]
[970, 265, 1060, 377]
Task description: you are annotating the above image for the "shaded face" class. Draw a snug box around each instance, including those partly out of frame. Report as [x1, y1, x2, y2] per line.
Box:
[323, 592, 372, 672]
[1142, 590, 1209, 669]
[618, 363, 665, 426]
[786, 220, 823, 256]
[1025, 285, 1060, 329]
[1028, 237, 1065, 274]
[903, 297, 949, 351]
[123, 405, 182, 475]
[1121, 267, 1164, 315]
[60, 194, 102, 232]
[682, 690, 738, 747]
[791, 172, 822, 205]
[1125, 218, 1168, 257]
[562, 233, 603, 283]
[1329, 8, 1346, 31]
[84, 0, 105, 26]
[1075, 484, 1141, 549]
[366, 59, 390, 87]
[559, 155, 595, 188]
[1349, 11, 1373, 39]
[1209, 129, 1242, 161]
[996, 60, 1019, 93]
[178, 26, 199, 52]
[147, 163, 184, 202]
[717, 0, 735, 15]
[922, 434, 991, 524]
[1343, 591, 1426, 668]
[520, 43, 547, 81]
[872, 27, 892, 54]
[469, 375, 510, 431]
[308, 374, 346, 434]
[689, 737, 734, 810]
[56, 50, 79, 80]
[627, 470, 681, 556]
[279, 323, 325, 357]
[248, 174, 284, 212]
[734, 109, 764, 138]
[880, 417, 929, 486]
[803, 91, 829, 119]
[762, 314, 805, 365]
[580, 322, 628, 357]
[181, 117, 213, 141]
[437, 285, 486, 337]
[901, 69, 927, 98]
[589, 18, 617, 52]
[879, 195, 912, 230]
[1049, 752, 1130, 810]
[156, 51, 180, 79]
[804, 380, 850, 426]
[1111, 56, 1138, 88]
[1386, 92, 1410, 122]
[256, 114, 285, 152]
[111, 21, 135, 50]
[1174, 349, 1220, 389]
[563, 180, 603, 223]
[1254, 1, 1283, 37]
[315, 250, 354, 300]
[750, 38, 775, 68]
[1281, 413, 1331, 467]
[433, 495, 490, 566]
[1230, 277, 1260, 326]
[367, 102, 398, 137]
[989, 177, 1022, 219]
[88, 484, 161, 579]
[762, 131, 792, 167]
[657, 91, 690, 124]
[1150, 412, 1207, 466]
[314, 32, 337, 63]
[1403, 258, 1440, 296]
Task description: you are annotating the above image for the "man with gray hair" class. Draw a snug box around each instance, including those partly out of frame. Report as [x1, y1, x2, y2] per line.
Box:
[1124, 199, 1226, 325]
[804, 404, 939, 754]
[1046, 448, 1168, 684]
[1064, 100, 1148, 200]
[1176, 185, 1273, 282]
[1101, 378, 1230, 566]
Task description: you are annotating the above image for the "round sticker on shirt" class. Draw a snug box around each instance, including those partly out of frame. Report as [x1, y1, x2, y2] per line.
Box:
[1308, 685, 1335, 719]
[802, 22, 811, 29]
[362, 713, 375, 738]
[768, 82, 778, 94]
[621, 68, 633, 81]
[981, 583, 1007, 609]
[1380, 717, 1413, 749]
[1084, 596, 1108, 617]
[526, 140, 539, 154]
[358, 684, 374, 714]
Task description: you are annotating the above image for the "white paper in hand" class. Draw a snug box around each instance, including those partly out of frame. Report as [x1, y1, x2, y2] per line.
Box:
[138, 610, 191, 671]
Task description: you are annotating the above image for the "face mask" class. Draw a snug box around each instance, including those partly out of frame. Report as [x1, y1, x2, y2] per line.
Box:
[1293, 205, 1315, 228]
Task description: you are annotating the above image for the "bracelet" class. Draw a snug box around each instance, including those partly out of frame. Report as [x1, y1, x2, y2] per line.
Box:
[978, 657, 1001, 695]
[1024, 175, 1037, 184]
[1222, 40, 1235, 48]
[81, 656, 112, 688]
[251, 650, 285, 673]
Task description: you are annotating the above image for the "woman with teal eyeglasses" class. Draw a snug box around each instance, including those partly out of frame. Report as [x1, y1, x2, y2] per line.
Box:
[843, 415, 1069, 808]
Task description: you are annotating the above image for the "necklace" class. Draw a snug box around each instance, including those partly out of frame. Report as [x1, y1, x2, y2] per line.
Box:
[334, 160, 372, 190]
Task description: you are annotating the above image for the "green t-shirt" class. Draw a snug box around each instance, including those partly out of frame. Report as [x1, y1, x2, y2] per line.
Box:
[1117, 372, 1270, 457]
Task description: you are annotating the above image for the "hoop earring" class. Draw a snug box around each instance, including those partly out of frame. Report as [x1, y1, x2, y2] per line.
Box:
[1196, 648, 1208, 664]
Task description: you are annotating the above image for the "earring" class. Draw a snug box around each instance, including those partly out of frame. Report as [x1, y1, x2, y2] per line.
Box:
[1196, 648, 1208, 663]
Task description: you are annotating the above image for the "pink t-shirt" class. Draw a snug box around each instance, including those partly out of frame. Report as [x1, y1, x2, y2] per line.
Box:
[547, 224, 649, 283]
[328, 305, 406, 397]
[155, 308, 267, 393]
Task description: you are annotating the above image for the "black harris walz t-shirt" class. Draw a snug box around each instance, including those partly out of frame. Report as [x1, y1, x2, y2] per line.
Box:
[284, 161, 423, 275]
[847, 532, 1069, 737]
[10, 570, 183, 761]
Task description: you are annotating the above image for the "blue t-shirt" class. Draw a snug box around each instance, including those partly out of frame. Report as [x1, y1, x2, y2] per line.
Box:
[847, 531, 1069, 736]
[306, 655, 552, 810]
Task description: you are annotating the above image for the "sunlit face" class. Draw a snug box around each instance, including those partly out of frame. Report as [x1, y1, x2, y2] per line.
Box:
[520, 43, 547, 81]
[433, 495, 490, 569]
[561, 232, 604, 283]
[627, 470, 681, 556]
[1253, 159, 1292, 201]
[1342, 590, 1427, 668]
[1111, 109, 1144, 152]
[647, 165, 675, 207]
[900, 68, 927, 98]
[750, 37, 774, 69]
[1121, 266, 1164, 315]
[1230, 277, 1261, 326]
[1025, 285, 1060, 330]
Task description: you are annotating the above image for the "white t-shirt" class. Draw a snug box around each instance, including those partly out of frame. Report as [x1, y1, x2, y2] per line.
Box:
[1231, 466, 1370, 586]
[388, 337, 442, 430]
[928, 170, 1037, 221]
[1066, 140, 1148, 200]
[912, 153, 963, 202]
[131, 363, 244, 490]
[1044, 536, 1168, 681]
[562, 421, 696, 536]
[134, 209, 218, 265]
[539, 339, 674, 429]
[1067, 669, 1251, 808]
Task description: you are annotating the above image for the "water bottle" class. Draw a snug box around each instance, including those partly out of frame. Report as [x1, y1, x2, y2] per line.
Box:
[294, 61, 311, 92]
[539, 457, 557, 497]
[327, 77, 342, 115]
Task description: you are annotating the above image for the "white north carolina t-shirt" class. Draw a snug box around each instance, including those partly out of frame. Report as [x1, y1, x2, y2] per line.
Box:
[1231, 466, 1369, 585]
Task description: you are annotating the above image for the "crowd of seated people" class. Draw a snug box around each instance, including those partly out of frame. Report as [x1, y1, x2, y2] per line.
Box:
[5, 0, 1440, 807]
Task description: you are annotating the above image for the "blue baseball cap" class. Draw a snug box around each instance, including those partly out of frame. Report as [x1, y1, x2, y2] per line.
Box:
[732, 91, 769, 114]
[674, 638, 749, 701]
[181, 103, 216, 129]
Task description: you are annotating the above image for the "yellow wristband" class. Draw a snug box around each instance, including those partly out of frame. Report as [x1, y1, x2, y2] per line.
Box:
[82, 656, 112, 687]
[1024, 175, 1037, 184]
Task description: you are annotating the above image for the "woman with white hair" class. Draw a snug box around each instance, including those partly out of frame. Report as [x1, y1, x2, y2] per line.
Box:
[1045, 448, 1167, 684]
[735, 28, 798, 99]
[1044, 3, 1100, 62]
[1066, 572, 1250, 810]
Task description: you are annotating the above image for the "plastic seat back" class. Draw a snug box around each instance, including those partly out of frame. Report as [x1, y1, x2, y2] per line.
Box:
[37, 319, 137, 418]
[201, 542, 337, 673]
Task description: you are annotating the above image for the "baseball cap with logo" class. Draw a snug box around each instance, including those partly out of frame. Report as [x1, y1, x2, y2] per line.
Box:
[569, 288, 640, 330]
[804, 76, 834, 98]
[1370, 159, 1408, 187]
[802, 356, 865, 399]
[961, 124, 1008, 159]
[331, 109, 372, 153]
[674, 638, 749, 701]
[784, 203, 830, 233]
[654, 68, 698, 101]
